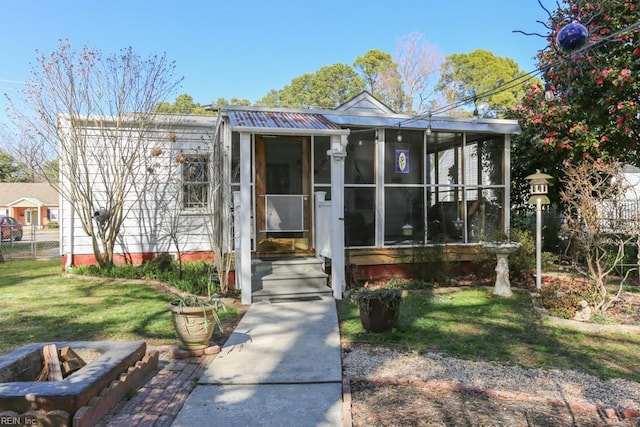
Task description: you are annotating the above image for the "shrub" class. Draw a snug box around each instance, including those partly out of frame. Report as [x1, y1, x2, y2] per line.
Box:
[70, 259, 220, 296]
[385, 277, 434, 290]
[411, 245, 449, 282]
[508, 228, 535, 278]
[538, 276, 598, 319]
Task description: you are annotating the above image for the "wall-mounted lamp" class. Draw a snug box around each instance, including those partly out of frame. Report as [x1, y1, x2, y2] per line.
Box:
[396, 125, 403, 143]
[544, 83, 555, 102]
[426, 113, 432, 136]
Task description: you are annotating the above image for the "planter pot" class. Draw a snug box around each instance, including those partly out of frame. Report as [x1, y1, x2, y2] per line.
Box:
[356, 290, 402, 333]
[168, 302, 216, 350]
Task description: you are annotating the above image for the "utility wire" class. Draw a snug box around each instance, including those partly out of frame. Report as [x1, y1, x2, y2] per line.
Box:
[399, 20, 640, 127]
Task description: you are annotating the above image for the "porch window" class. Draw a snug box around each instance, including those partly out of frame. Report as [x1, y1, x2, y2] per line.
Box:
[182, 155, 209, 209]
[345, 130, 376, 247]
[425, 133, 505, 243]
[378, 129, 506, 246]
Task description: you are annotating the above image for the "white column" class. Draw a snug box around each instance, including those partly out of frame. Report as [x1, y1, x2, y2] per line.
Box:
[239, 132, 253, 305]
[504, 134, 511, 235]
[329, 134, 347, 299]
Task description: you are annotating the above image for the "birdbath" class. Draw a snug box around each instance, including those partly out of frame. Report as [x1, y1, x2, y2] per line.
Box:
[481, 242, 522, 297]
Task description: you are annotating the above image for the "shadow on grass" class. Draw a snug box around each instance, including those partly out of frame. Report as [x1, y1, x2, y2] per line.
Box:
[338, 288, 640, 382]
[0, 261, 180, 353]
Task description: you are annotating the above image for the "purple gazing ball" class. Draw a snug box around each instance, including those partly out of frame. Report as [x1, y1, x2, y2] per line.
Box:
[556, 21, 589, 52]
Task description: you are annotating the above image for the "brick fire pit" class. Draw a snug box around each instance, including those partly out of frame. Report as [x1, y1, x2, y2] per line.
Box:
[0, 341, 158, 427]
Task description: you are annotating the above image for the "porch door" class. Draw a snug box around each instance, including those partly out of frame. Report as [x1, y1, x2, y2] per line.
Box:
[255, 135, 312, 255]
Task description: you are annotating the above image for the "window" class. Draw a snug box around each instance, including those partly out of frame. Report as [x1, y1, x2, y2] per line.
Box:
[48, 208, 59, 221]
[182, 155, 209, 209]
[345, 130, 376, 247]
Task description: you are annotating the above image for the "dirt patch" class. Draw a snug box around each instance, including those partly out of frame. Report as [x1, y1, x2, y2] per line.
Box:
[607, 291, 640, 325]
[349, 380, 639, 426]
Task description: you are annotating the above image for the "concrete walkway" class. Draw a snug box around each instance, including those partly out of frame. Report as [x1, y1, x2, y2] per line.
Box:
[171, 296, 343, 427]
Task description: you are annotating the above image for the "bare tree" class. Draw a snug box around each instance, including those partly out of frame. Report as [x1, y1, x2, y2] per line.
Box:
[560, 159, 638, 314]
[394, 32, 444, 114]
[5, 40, 181, 268]
[144, 120, 234, 294]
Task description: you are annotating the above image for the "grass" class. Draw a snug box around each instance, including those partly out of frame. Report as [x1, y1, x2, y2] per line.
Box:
[0, 259, 239, 354]
[339, 288, 640, 381]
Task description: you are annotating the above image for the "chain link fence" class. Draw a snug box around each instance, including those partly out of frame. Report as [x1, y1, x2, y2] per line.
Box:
[0, 226, 60, 263]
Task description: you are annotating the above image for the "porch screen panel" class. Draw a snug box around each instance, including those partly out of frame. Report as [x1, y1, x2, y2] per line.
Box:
[344, 188, 375, 246]
[384, 187, 424, 244]
[346, 131, 375, 184]
[265, 195, 303, 232]
[384, 129, 424, 184]
[466, 188, 504, 242]
[313, 136, 331, 186]
[426, 186, 463, 243]
[464, 135, 504, 186]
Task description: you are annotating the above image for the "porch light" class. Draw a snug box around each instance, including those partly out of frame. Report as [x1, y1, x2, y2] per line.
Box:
[396, 125, 403, 143]
[426, 113, 432, 136]
[526, 170, 552, 290]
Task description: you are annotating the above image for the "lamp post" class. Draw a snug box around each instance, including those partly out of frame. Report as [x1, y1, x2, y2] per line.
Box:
[526, 170, 552, 290]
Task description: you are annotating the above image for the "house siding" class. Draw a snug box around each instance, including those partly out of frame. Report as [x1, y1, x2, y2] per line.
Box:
[59, 115, 219, 265]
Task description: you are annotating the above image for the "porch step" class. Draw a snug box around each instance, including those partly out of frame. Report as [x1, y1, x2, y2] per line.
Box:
[251, 257, 331, 302]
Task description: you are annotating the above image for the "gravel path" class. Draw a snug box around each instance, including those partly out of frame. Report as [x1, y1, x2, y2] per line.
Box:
[343, 343, 640, 411]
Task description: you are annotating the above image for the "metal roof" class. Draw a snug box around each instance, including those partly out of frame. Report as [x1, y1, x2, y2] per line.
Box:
[323, 114, 521, 134]
[228, 110, 342, 131]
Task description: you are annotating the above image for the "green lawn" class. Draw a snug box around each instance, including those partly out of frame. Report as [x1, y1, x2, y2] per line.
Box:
[0, 259, 237, 353]
[339, 288, 640, 381]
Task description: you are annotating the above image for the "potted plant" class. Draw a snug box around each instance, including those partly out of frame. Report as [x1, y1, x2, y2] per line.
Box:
[354, 287, 403, 333]
[167, 267, 225, 350]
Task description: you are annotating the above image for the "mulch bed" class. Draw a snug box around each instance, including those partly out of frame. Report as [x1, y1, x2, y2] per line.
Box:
[348, 379, 640, 426]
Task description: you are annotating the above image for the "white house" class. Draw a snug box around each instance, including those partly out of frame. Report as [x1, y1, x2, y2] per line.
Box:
[59, 92, 521, 303]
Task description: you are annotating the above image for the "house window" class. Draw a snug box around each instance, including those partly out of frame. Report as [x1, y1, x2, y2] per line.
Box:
[182, 155, 209, 209]
[48, 208, 59, 221]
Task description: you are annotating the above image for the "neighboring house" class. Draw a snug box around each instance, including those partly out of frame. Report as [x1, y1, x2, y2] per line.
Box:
[0, 182, 59, 228]
[58, 92, 521, 303]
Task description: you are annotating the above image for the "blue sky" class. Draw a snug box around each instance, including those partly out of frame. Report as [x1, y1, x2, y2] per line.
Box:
[0, 0, 557, 116]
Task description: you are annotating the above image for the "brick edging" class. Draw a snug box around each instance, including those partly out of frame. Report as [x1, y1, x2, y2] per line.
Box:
[73, 351, 160, 427]
[346, 376, 640, 421]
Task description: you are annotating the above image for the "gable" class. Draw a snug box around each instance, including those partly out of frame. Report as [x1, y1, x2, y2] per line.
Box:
[334, 91, 396, 115]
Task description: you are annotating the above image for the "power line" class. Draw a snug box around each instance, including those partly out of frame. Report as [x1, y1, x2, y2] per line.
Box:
[399, 20, 640, 126]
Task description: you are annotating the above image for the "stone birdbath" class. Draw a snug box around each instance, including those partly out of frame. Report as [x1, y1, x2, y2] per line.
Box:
[481, 242, 522, 297]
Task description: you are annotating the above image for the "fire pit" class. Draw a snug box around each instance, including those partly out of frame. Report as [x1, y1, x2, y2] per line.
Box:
[0, 341, 158, 426]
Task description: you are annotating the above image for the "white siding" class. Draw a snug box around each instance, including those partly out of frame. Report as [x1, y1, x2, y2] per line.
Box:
[60, 114, 220, 262]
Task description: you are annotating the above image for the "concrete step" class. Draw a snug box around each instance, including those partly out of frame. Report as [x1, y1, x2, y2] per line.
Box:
[251, 257, 330, 301]
[252, 281, 333, 302]
[252, 257, 324, 276]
